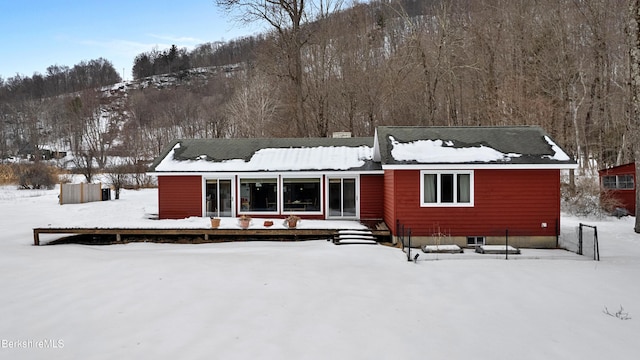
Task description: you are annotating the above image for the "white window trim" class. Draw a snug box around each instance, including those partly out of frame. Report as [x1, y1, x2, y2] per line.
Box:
[467, 236, 485, 247]
[237, 174, 280, 215]
[325, 176, 360, 219]
[281, 175, 324, 215]
[420, 170, 474, 207]
[202, 176, 236, 217]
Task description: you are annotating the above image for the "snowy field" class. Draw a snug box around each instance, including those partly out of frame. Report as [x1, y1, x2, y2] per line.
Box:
[1, 185, 639, 359]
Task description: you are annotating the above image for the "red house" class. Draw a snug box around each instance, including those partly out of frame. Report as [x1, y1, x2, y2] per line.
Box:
[598, 163, 636, 215]
[149, 126, 577, 248]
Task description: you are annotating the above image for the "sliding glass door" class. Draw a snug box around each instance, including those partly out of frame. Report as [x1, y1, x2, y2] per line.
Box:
[328, 177, 357, 218]
[205, 179, 233, 217]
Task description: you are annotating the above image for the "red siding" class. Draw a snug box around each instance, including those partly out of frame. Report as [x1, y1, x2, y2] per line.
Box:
[599, 163, 635, 176]
[360, 174, 384, 220]
[383, 170, 397, 229]
[598, 163, 636, 214]
[158, 175, 202, 219]
[384, 169, 561, 237]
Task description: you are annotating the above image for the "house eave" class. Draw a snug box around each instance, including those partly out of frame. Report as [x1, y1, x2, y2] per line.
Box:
[381, 163, 579, 170]
[151, 169, 385, 176]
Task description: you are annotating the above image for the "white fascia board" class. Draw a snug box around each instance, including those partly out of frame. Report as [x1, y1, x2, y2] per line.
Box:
[321, 170, 384, 176]
[382, 163, 579, 170]
[152, 170, 385, 177]
[152, 171, 219, 176]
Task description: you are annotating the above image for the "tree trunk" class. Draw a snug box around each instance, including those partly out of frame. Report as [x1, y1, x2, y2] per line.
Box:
[628, 0, 640, 232]
[636, 160, 640, 232]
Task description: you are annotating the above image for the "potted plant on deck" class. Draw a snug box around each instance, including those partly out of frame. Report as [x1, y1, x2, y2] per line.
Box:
[210, 217, 221, 228]
[285, 215, 300, 229]
[238, 215, 251, 229]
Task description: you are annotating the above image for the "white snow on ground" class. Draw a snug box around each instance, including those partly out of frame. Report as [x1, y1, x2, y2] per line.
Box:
[1, 185, 640, 359]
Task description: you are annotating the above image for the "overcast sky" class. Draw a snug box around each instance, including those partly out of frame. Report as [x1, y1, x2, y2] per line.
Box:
[0, 0, 263, 81]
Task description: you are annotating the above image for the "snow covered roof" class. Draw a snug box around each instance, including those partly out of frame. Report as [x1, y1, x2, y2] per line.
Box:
[149, 126, 576, 173]
[149, 137, 380, 173]
[374, 126, 577, 169]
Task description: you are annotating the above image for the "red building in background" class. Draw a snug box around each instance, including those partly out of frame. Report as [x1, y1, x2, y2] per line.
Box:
[599, 163, 636, 215]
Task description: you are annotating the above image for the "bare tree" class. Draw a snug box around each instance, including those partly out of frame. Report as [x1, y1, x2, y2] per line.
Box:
[628, 0, 640, 232]
[216, 1, 343, 136]
[225, 70, 279, 137]
[216, 0, 309, 135]
[65, 90, 103, 182]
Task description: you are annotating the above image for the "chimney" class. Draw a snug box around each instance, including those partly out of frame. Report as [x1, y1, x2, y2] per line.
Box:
[332, 131, 352, 138]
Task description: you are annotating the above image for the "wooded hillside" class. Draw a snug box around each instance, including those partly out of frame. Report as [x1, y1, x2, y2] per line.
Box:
[0, 0, 634, 173]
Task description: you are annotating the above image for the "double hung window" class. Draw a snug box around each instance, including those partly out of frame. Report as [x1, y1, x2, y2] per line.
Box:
[421, 171, 473, 207]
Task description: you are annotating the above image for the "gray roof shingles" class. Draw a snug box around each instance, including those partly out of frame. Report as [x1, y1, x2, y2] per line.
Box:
[375, 125, 576, 166]
[149, 137, 380, 172]
[149, 126, 576, 172]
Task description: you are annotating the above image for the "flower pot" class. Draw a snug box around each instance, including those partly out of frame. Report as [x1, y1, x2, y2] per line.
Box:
[239, 218, 251, 229]
[286, 219, 298, 228]
[210, 218, 221, 228]
[263, 220, 274, 227]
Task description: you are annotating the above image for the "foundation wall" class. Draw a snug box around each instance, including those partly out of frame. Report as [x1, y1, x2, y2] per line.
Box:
[396, 235, 557, 249]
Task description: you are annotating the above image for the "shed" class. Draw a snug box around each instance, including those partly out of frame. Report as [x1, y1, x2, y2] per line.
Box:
[598, 163, 636, 215]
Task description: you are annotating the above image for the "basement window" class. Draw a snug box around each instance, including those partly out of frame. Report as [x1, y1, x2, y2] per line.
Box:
[467, 236, 485, 247]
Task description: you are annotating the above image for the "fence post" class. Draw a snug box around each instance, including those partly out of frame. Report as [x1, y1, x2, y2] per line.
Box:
[505, 228, 509, 260]
[593, 226, 600, 261]
[396, 219, 401, 249]
[407, 228, 412, 261]
[555, 218, 559, 248]
[578, 223, 583, 255]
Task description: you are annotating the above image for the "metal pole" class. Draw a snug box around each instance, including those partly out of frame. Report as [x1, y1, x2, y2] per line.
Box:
[555, 218, 559, 248]
[396, 219, 401, 249]
[407, 228, 412, 261]
[505, 228, 509, 260]
[593, 226, 600, 261]
[578, 223, 583, 255]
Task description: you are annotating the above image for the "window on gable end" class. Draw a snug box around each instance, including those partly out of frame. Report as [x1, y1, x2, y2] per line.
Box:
[421, 171, 474, 207]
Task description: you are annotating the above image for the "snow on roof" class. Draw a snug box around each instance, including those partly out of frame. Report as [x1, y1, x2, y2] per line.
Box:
[154, 143, 374, 172]
[389, 136, 522, 163]
[543, 136, 571, 161]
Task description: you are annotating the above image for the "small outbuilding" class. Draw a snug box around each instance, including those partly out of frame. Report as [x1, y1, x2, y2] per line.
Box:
[149, 125, 577, 248]
[598, 162, 636, 216]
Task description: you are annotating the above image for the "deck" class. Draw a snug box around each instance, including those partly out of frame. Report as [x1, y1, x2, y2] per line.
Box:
[33, 227, 391, 246]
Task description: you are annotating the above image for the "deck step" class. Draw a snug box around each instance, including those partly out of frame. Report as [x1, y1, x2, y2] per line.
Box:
[335, 239, 378, 245]
[333, 230, 378, 245]
[337, 230, 374, 235]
